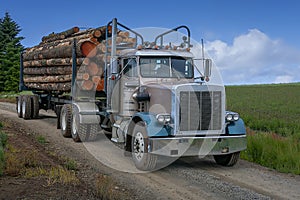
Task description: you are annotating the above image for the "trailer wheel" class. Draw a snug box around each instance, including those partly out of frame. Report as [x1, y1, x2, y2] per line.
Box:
[22, 95, 32, 120]
[71, 106, 98, 142]
[132, 121, 157, 171]
[31, 95, 39, 119]
[17, 96, 23, 118]
[60, 104, 72, 138]
[213, 152, 240, 166]
[72, 106, 82, 142]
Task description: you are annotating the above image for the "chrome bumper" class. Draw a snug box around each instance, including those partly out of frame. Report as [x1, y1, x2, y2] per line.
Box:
[148, 135, 247, 157]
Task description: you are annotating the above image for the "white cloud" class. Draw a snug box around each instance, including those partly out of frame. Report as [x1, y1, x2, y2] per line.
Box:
[205, 29, 300, 85]
[274, 75, 293, 83]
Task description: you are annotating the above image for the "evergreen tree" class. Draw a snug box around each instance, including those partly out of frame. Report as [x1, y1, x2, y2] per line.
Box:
[0, 12, 24, 92]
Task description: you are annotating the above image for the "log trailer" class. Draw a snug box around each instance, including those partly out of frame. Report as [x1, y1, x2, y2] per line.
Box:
[16, 18, 247, 170]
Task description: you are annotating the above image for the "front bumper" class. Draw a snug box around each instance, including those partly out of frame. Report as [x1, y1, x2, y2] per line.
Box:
[148, 135, 246, 157]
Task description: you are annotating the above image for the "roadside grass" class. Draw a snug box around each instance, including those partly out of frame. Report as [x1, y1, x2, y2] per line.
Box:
[0, 119, 80, 185]
[36, 135, 47, 144]
[95, 174, 118, 200]
[241, 129, 300, 175]
[4, 143, 80, 185]
[24, 166, 79, 186]
[0, 91, 33, 103]
[226, 83, 300, 175]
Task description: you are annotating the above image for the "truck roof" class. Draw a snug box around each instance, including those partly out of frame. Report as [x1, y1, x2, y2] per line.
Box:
[119, 49, 194, 58]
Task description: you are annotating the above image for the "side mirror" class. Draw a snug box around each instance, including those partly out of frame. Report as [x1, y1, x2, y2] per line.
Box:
[204, 59, 212, 77]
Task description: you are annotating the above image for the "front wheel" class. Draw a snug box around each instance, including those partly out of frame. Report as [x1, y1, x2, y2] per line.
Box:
[132, 121, 157, 171]
[213, 152, 240, 166]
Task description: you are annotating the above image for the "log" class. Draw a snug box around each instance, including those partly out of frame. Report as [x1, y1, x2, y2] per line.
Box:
[80, 80, 94, 90]
[82, 57, 90, 65]
[76, 73, 90, 81]
[23, 38, 98, 61]
[95, 79, 104, 91]
[25, 82, 71, 91]
[24, 74, 72, 83]
[92, 76, 101, 84]
[86, 62, 99, 76]
[23, 66, 73, 75]
[80, 40, 98, 57]
[23, 58, 84, 67]
[118, 31, 130, 38]
[93, 29, 102, 38]
[41, 27, 80, 43]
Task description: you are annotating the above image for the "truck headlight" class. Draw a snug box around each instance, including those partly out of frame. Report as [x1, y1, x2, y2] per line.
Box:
[225, 112, 239, 122]
[156, 113, 171, 124]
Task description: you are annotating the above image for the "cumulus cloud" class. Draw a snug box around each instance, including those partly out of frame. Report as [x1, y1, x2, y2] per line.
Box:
[205, 29, 300, 85]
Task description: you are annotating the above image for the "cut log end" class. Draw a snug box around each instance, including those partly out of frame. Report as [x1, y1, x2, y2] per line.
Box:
[80, 41, 97, 57]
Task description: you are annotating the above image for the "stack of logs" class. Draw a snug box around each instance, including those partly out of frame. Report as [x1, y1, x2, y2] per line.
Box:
[22, 25, 136, 92]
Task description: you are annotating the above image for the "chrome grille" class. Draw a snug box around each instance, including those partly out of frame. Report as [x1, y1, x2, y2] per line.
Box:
[179, 91, 222, 131]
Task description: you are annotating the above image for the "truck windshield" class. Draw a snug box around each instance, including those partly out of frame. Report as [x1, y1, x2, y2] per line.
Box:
[140, 56, 193, 78]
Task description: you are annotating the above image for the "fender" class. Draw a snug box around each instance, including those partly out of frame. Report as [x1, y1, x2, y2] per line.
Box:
[226, 118, 246, 135]
[72, 102, 100, 124]
[131, 112, 169, 137]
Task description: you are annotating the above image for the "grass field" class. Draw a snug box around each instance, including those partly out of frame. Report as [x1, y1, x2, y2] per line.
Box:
[226, 83, 300, 174]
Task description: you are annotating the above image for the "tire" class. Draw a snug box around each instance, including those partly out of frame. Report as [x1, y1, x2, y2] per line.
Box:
[71, 106, 82, 142]
[71, 106, 98, 142]
[17, 96, 23, 118]
[213, 152, 240, 166]
[88, 124, 99, 141]
[22, 95, 32, 120]
[131, 121, 157, 171]
[31, 95, 39, 119]
[60, 104, 72, 138]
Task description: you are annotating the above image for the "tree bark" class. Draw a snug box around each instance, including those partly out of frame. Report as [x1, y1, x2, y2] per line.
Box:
[23, 66, 73, 75]
[23, 38, 98, 61]
[23, 58, 84, 67]
[24, 74, 72, 83]
[41, 27, 80, 43]
[25, 82, 71, 91]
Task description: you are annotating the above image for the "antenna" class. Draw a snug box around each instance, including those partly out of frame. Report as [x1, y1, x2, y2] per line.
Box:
[201, 38, 205, 69]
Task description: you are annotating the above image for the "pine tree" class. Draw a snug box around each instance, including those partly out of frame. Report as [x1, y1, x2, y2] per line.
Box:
[0, 12, 24, 92]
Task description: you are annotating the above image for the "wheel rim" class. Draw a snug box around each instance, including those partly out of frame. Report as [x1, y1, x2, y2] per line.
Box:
[133, 132, 145, 161]
[61, 111, 66, 130]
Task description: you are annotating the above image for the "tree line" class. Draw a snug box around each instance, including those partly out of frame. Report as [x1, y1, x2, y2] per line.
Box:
[0, 12, 24, 92]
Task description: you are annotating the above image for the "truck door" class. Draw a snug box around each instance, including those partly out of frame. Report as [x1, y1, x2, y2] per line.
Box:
[118, 57, 139, 116]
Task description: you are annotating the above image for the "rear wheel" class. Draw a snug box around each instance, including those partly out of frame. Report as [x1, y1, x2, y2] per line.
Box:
[22, 95, 32, 120]
[17, 96, 23, 118]
[132, 121, 157, 171]
[213, 152, 240, 166]
[31, 95, 39, 119]
[71, 106, 98, 142]
[60, 104, 72, 138]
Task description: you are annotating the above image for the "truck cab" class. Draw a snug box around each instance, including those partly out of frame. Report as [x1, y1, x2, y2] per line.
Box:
[103, 20, 247, 170]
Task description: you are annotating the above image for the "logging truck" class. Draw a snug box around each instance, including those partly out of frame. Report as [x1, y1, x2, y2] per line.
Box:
[16, 18, 247, 171]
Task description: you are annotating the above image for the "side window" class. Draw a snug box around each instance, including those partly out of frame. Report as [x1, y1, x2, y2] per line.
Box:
[123, 58, 137, 77]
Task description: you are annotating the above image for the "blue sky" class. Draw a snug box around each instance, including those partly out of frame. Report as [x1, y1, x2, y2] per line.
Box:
[1, 0, 300, 85]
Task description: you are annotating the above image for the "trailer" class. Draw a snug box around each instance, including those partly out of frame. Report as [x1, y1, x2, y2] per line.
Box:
[17, 18, 247, 171]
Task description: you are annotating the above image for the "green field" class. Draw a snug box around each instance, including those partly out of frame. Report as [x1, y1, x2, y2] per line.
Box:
[226, 83, 300, 174]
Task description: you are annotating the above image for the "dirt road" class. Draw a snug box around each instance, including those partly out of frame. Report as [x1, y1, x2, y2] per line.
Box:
[1, 102, 300, 200]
